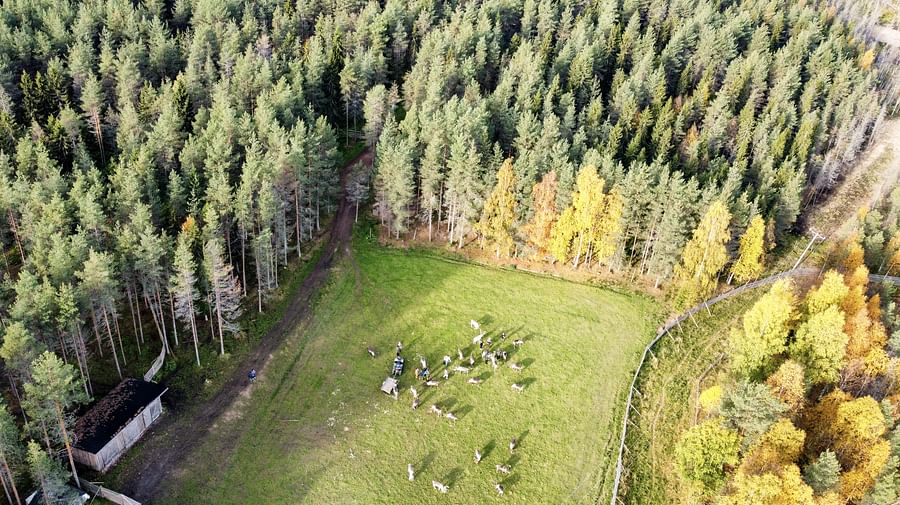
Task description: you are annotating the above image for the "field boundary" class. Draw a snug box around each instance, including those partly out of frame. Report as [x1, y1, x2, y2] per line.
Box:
[609, 270, 900, 504]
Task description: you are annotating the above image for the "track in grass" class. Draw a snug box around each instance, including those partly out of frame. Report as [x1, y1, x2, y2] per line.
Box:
[158, 236, 659, 504]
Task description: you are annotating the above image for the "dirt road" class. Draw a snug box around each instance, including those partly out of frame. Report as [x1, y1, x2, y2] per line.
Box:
[117, 149, 374, 501]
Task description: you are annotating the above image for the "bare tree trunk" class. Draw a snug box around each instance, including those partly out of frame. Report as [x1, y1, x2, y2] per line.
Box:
[125, 285, 141, 354]
[169, 293, 179, 347]
[6, 210, 24, 264]
[102, 307, 123, 380]
[295, 186, 302, 259]
[188, 297, 200, 367]
[55, 403, 81, 489]
[90, 309, 103, 357]
[0, 454, 20, 505]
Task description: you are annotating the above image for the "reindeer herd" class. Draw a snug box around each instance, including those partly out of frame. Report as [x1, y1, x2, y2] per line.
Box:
[371, 318, 532, 497]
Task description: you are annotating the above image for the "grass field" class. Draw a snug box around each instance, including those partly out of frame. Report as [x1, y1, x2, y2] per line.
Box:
[155, 233, 659, 504]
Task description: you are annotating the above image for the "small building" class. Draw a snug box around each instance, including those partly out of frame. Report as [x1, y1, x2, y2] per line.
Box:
[72, 379, 167, 473]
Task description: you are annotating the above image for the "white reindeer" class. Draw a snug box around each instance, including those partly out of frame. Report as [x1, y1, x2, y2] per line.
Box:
[457, 348, 464, 360]
[511, 383, 524, 392]
[496, 464, 511, 474]
[432, 480, 449, 493]
[411, 387, 419, 399]
[442, 369, 449, 380]
[512, 339, 524, 348]
[407, 463, 415, 481]
[470, 320, 480, 330]
[453, 366, 471, 374]
[425, 380, 440, 387]
[430, 404, 443, 416]
[412, 399, 421, 410]
[495, 483, 505, 495]
[474, 449, 482, 464]
[443, 355, 452, 366]
[445, 412, 458, 421]
[509, 438, 517, 452]
[367, 347, 376, 358]
[472, 332, 485, 345]
[510, 362, 523, 372]
[467, 377, 483, 385]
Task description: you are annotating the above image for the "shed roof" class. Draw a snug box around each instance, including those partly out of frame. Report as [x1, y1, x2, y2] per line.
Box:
[73, 378, 167, 454]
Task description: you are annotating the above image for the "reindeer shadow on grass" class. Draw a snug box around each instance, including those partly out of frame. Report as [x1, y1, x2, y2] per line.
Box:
[444, 467, 464, 486]
[481, 439, 496, 460]
[520, 377, 537, 389]
[501, 473, 521, 489]
[454, 404, 473, 419]
[417, 450, 437, 474]
[505, 454, 521, 468]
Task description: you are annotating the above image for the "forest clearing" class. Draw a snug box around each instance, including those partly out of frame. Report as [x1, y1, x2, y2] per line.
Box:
[146, 235, 658, 504]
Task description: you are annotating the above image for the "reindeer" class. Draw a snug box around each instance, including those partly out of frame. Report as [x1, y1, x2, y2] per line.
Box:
[510, 362, 523, 372]
[407, 463, 415, 481]
[467, 377, 483, 385]
[474, 449, 482, 464]
[432, 480, 449, 493]
[420, 357, 428, 369]
[509, 438, 517, 452]
[469, 356, 475, 366]
[412, 399, 421, 410]
[491, 355, 499, 370]
[445, 412, 458, 421]
[425, 380, 440, 387]
[367, 347, 376, 358]
[457, 348, 464, 361]
[473, 332, 484, 345]
[511, 383, 524, 392]
[392, 389, 399, 400]
[453, 365, 471, 374]
[470, 319, 480, 330]
[495, 483, 505, 496]
[442, 369, 449, 380]
[443, 355, 452, 366]
[430, 404, 444, 416]
[411, 387, 419, 399]
[512, 339, 524, 348]
[495, 464, 511, 475]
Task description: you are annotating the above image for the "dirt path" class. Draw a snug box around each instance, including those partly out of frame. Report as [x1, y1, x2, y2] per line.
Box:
[117, 149, 374, 502]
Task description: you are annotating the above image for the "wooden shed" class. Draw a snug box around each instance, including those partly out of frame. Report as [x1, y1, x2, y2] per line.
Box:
[71, 379, 167, 473]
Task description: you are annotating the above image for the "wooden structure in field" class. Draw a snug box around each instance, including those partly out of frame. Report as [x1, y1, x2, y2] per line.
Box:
[72, 379, 167, 473]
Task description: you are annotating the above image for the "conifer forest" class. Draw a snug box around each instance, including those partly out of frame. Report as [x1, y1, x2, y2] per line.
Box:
[0, 0, 898, 503]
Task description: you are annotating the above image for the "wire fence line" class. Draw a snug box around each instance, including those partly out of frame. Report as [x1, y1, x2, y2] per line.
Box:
[608, 269, 900, 504]
[607, 266, 821, 505]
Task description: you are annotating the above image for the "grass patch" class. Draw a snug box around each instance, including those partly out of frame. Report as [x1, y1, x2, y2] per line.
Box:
[621, 291, 760, 504]
[157, 233, 660, 504]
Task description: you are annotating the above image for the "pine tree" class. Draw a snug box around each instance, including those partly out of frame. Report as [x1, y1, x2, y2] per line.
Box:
[77, 249, 123, 380]
[477, 159, 518, 257]
[0, 402, 22, 505]
[171, 222, 201, 366]
[729, 215, 765, 284]
[803, 450, 841, 495]
[204, 238, 242, 355]
[26, 441, 74, 505]
[24, 351, 87, 490]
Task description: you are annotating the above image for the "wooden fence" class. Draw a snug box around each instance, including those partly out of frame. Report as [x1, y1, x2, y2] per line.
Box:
[83, 481, 141, 505]
[143, 345, 166, 382]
